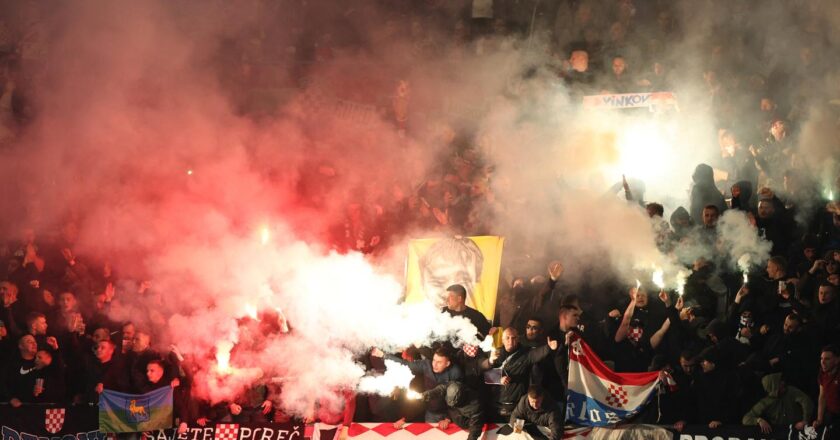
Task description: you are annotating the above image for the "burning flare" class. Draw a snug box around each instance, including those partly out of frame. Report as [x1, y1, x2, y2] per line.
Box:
[405, 390, 423, 400]
[276, 307, 290, 333]
[215, 341, 233, 374]
[652, 268, 665, 290]
[676, 270, 689, 296]
[737, 254, 751, 286]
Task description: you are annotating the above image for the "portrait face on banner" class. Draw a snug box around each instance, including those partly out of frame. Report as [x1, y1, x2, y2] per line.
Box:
[406, 235, 504, 320]
[418, 236, 484, 307]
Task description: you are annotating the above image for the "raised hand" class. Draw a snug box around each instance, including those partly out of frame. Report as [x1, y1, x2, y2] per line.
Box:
[548, 261, 564, 280]
[658, 290, 671, 307]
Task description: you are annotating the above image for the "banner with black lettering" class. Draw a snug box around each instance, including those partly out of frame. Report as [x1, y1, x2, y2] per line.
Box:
[677, 424, 832, 440]
[0, 406, 303, 440]
[582, 92, 678, 111]
[141, 422, 304, 440]
[1, 406, 831, 440]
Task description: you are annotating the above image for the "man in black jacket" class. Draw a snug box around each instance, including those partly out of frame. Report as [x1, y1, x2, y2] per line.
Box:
[541, 305, 582, 403]
[423, 382, 484, 440]
[442, 284, 490, 339]
[506, 386, 563, 440]
[483, 328, 557, 420]
[84, 339, 129, 402]
[693, 348, 742, 428]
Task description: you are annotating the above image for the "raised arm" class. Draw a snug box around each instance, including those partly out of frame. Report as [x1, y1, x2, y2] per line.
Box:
[650, 318, 671, 349]
[614, 289, 638, 343]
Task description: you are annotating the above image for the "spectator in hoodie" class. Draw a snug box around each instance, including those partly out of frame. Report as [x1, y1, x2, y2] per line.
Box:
[743, 373, 813, 433]
[690, 163, 727, 225]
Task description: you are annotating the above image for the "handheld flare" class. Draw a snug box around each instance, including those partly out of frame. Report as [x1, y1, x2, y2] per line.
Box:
[652, 269, 665, 290]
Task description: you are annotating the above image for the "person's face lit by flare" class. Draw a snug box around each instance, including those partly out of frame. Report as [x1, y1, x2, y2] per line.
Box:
[570, 50, 589, 72]
[431, 353, 451, 374]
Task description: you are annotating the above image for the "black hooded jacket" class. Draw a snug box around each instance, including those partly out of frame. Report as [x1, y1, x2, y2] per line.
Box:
[730, 180, 754, 212]
[669, 206, 693, 241]
[693, 365, 742, 424]
[690, 164, 727, 224]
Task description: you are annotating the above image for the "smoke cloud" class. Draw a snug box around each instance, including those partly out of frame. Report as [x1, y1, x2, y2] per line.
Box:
[0, 0, 837, 418]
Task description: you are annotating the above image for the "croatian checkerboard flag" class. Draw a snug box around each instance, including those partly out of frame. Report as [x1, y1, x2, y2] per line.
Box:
[565, 334, 660, 427]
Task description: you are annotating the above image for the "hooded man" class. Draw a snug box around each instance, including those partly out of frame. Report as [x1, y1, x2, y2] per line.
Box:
[743, 373, 813, 433]
[669, 206, 693, 242]
[730, 180, 755, 211]
[755, 191, 795, 256]
[690, 164, 727, 225]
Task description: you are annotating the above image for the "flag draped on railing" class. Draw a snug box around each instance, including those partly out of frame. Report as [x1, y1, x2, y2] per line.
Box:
[565, 334, 661, 427]
[98, 387, 173, 433]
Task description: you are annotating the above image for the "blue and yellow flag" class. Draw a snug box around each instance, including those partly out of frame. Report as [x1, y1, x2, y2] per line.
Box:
[405, 235, 504, 321]
[98, 387, 173, 433]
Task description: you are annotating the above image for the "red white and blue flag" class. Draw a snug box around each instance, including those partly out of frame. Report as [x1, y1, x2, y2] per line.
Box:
[565, 334, 660, 427]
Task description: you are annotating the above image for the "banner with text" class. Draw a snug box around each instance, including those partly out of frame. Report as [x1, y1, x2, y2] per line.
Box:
[582, 92, 678, 110]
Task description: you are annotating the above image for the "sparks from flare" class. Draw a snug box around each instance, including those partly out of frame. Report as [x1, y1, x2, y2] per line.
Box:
[737, 254, 751, 286]
[676, 270, 689, 296]
[276, 307, 290, 333]
[186, 168, 193, 176]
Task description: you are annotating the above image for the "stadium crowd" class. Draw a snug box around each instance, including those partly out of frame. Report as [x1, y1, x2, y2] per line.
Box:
[1, 0, 840, 438]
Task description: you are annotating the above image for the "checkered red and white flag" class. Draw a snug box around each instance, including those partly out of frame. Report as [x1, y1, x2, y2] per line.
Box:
[565, 334, 661, 427]
[214, 424, 240, 440]
[45, 408, 66, 434]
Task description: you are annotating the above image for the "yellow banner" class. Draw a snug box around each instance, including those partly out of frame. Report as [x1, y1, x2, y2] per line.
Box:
[405, 236, 504, 321]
